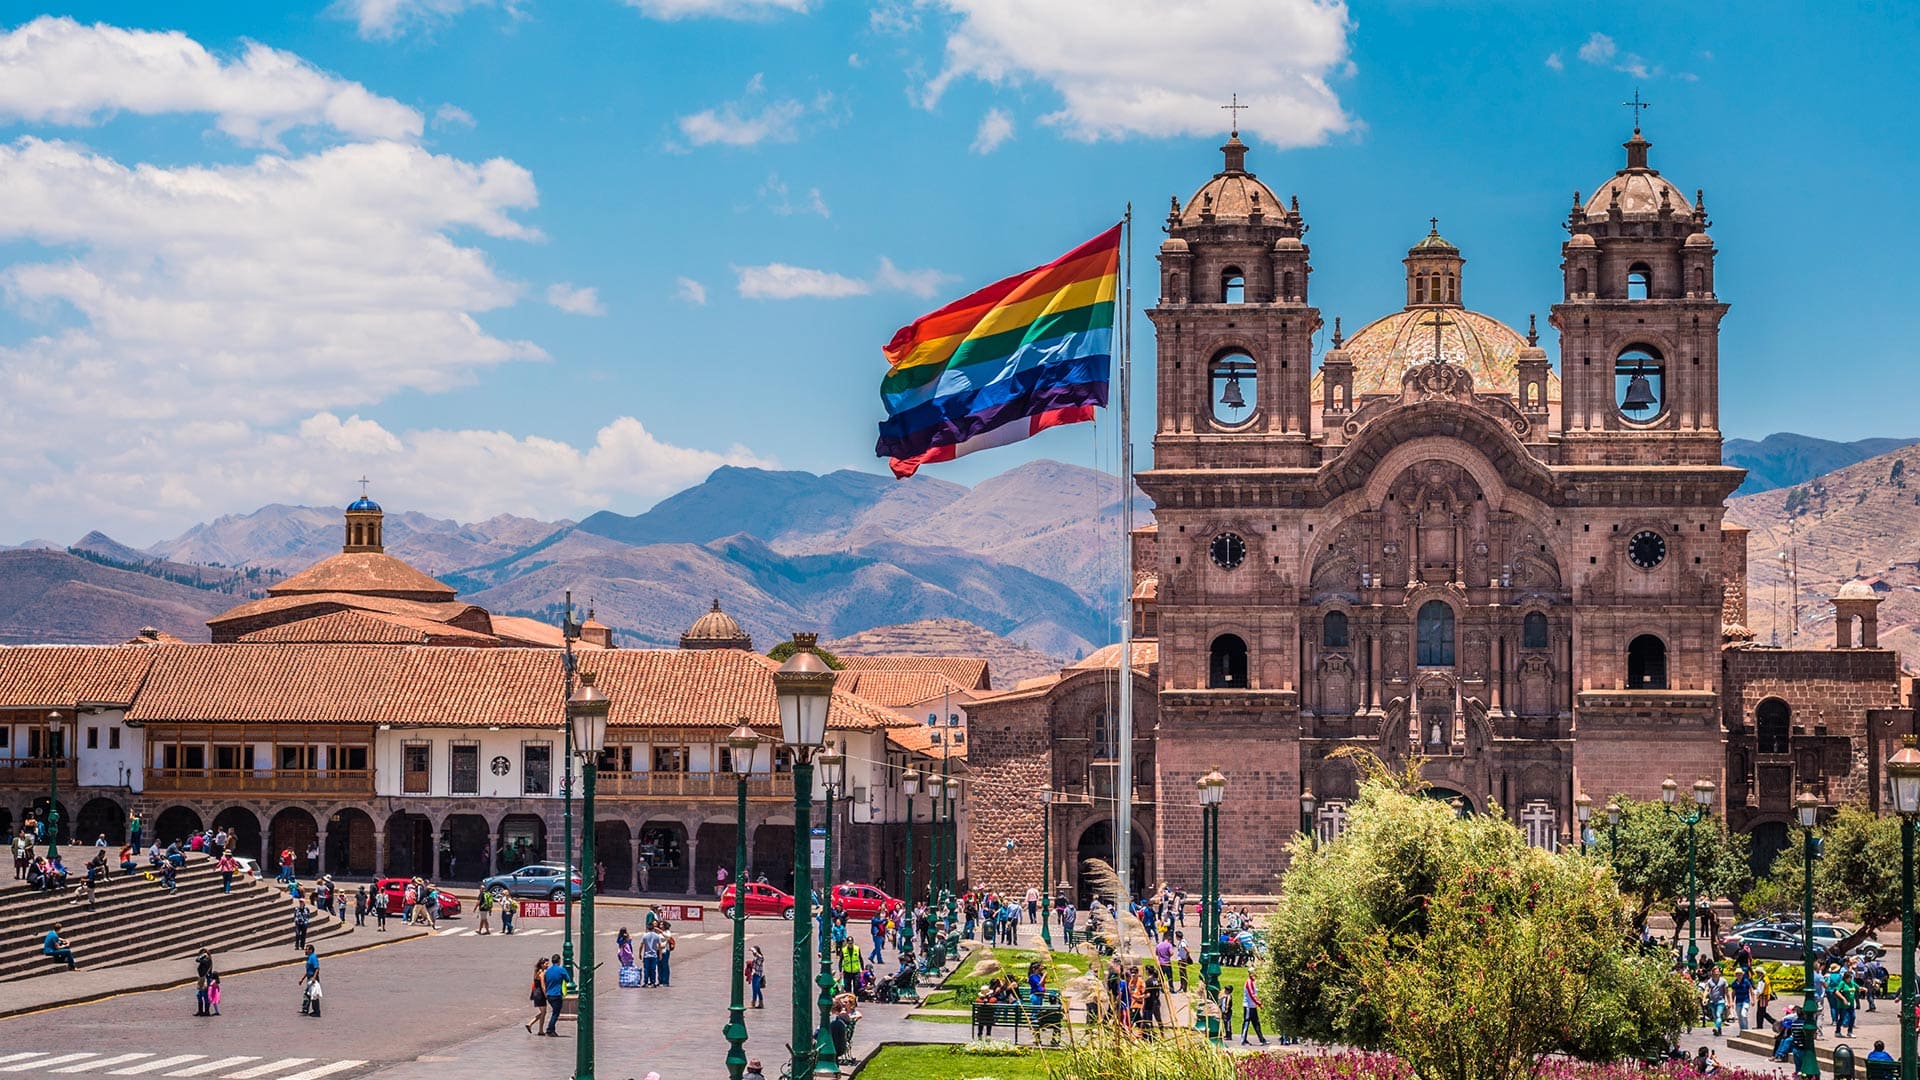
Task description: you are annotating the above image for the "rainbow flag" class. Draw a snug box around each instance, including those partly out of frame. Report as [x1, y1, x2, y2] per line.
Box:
[875, 223, 1120, 478]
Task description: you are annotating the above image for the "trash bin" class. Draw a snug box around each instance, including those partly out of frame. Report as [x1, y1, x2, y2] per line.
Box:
[1831, 1042, 1855, 1079]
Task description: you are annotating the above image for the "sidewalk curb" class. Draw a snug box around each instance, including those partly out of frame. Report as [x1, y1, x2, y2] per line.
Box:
[0, 923, 429, 1020]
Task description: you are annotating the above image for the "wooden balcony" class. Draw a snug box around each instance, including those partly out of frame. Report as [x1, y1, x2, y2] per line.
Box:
[144, 769, 374, 796]
[0, 757, 77, 786]
[594, 771, 794, 799]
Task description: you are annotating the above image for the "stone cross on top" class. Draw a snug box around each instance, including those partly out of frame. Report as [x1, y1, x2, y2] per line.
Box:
[1621, 88, 1651, 133]
[357, 476, 370, 498]
[1220, 93, 1247, 136]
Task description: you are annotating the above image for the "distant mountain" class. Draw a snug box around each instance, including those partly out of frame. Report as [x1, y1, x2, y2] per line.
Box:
[1726, 442, 1920, 661]
[576, 466, 968, 548]
[0, 550, 224, 644]
[826, 619, 1070, 685]
[1724, 433, 1919, 496]
[150, 505, 568, 575]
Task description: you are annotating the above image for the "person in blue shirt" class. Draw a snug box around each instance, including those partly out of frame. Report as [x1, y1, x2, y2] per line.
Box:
[42, 924, 74, 970]
[1868, 1040, 1898, 1063]
[299, 945, 321, 1017]
[542, 952, 568, 1036]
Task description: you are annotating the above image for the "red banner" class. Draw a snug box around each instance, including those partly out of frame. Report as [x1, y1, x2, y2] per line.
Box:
[516, 900, 558, 918]
[653, 904, 705, 922]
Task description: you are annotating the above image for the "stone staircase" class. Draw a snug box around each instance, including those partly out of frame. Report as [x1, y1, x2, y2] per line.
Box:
[0, 854, 352, 981]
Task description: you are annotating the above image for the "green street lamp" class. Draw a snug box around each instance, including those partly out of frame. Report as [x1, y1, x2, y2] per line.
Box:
[926, 778, 945, 969]
[1299, 788, 1316, 852]
[44, 711, 63, 862]
[1038, 789, 1053, 947]
[901, 766, 920, 957]
[815, 746, 845, 1049]
[772, 634, 836, 1080]
[942, 776, 962, 958]
[1604, 800, 1623, 855]
[1660, 775, 1716, 965]
[1574, 792, 1593, 854]
[723, 723, 763, 1080]
[565, 670, 611, 1080]
[1795, 788, 1821, 1076]
[1887, 738, 1920, 1080]
[1198, 768, 1226, 1042]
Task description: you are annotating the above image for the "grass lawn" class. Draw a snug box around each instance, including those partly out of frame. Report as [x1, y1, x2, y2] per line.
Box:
[856, 1044, 1052, 1080]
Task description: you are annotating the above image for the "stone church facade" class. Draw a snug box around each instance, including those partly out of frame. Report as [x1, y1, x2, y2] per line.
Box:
[966, 125, 1913, 898]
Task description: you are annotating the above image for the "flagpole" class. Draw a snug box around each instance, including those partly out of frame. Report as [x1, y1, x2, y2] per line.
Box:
[1114, 205, 1135, 953]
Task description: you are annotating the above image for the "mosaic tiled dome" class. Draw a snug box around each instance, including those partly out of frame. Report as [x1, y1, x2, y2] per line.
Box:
[1314, 308, 1560, 401]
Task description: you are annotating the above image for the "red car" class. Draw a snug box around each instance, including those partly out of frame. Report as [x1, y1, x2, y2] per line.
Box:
[719, 881, 795, 920]
[831, 883, 896, 920]
[373, 877, 463, 918]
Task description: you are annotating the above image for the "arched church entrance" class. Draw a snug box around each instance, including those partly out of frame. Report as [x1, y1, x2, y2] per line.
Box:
[1073, 819, 1149, 908]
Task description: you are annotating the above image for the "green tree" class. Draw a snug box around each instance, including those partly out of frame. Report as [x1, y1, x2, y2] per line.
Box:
[1746, 804, 1900, 949]
[765, 639, 844, 669]
[1596, 794, 1751, 939]
[1261, 757, 1693, 1080]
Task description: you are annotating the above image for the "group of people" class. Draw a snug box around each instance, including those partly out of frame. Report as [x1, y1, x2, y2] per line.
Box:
[614, 913, 679, 987]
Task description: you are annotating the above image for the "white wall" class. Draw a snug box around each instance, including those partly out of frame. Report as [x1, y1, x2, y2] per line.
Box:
[74, 707, 142, 790]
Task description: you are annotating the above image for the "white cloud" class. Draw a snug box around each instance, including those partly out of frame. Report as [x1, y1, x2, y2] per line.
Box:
[735, 258, 953, 300]
[1544, 52, 1564, 72]
[546, 283, 605, 316]
[679, 96, 805, 147]
[757, 171, 829, 217]
[970, 107, 1015, 154]
[332, 0, 502, 40]
[622, 0, 810, 18]
[918, 0, 1352, 146]
[1578, 33, 1617, 64]
[434, 103, 476, 129]
[0, 16, 422, 145]
[675, 277, 708, 305]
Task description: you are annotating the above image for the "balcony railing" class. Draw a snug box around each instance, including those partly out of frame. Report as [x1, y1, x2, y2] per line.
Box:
[144, 769, 374, 796]
[0, 757, 76, 785]
[595, 771, 794, 799]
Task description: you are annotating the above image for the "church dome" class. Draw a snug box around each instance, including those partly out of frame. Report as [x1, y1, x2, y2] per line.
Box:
[1176, 134, 1286, 227]
[680, 598, 753, 651]
[1835, 579, 1878, 601]
[1582, 130, 1696, 221]
[347, 495, 381, 512]
[1317, 308, 1560, 401]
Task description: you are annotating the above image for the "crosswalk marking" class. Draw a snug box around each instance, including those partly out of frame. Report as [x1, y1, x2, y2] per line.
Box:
[437, 927, 469, 936]
[0, 1055, 48, 1067]
[4, 1054, 95, 1072]
[163, 1058, 259, 1076]
[53, 1054, 155, 1073]
[110, 1057, 205, 1075]
[272, 1063, 366, 1080]
[222, 1060, 313, 1079]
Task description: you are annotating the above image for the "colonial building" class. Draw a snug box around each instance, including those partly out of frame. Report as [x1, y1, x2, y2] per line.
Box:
[0, 498, 976, 900]
[966, 124, 1914, 898]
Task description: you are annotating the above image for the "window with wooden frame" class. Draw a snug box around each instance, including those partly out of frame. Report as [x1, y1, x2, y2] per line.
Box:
[523, 742, 552, 795]
[336, 745, 370, 772]
[449, 742, 479, 795]
[213, 744, 246, 772]
[651, 745, 690, 773]
[402, 742, 431, 793]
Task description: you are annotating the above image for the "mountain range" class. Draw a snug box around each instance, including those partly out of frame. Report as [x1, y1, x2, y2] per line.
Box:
[5, 432, 1916, 676]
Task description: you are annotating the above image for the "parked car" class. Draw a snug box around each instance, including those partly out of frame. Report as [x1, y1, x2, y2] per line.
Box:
[372, 877, 463, 917]
[481, 864, 583, 901]
[230, 857, 261, 881]
[719, 881, 795, 920]
[830, 883, 897, 920]
[1717, 927, 1806, 962]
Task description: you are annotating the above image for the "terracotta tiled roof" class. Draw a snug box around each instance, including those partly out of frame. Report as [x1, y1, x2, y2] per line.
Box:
[208, 593, 482, 630]
[0, 646, 157, 708]
[236, 610, 498, 646]
[490, 615, 605, 650]
[1069, 640, 1158, 674]
[587, 649, 907, 733]
[267, 551, 458, 601]
[835, 670, 970, 710]
[835, 656, 990, 691]
[886, 722, 967, 758]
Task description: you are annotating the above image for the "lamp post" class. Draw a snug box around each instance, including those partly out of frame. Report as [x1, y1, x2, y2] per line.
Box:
[1198, 768, 1226, 1042]
[560, 593, 583, 979]
[44, 711, 62, 861]
[1795, 788, 1821, 1075]
[565, 671, 610, 1080]
[1299, 788, 1316, 853]
[901, 766, 920, 957]
[1888, 738, 1920, 1080]
[723, 724, 762, 1080]
[815, 746, 845, 1045]
[1660, 775, 1717, 965]
[772, 634, 835, 1080]
[1574, 792, 1593, 854]
[943, 776, 962, 958]
[926, 775, 945, 969]
[1605, 801, 1623, 856]
[1039, 789, 1053, 947]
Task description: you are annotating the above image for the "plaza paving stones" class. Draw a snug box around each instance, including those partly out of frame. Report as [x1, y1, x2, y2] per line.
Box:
[0, 1054, 367, 1078]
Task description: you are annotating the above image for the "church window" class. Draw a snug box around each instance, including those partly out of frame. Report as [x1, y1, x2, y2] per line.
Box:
[1574, 267, 1589, 294]
[1222, 269, 1245, 304]
[1415, 276, 1428, 304]
[1210, 352, 1257, 427]
[1322, 611, 1349, 648]
[1443, 274, 1455, 303]
[1615, 345, 1665, 421]
[1416, 601, 1455, 667]
[1208, 634, 1249, 689]
[1093, 712, 1117, 760]
[1627, 263, 1652, 300]
[1693, 267, 1706, 293]
[1627, 634, 1667, 690]
[1755, 698, 1791, 755]
[1282, 270, 1295, 300]
[1522, 611, 1549, 649]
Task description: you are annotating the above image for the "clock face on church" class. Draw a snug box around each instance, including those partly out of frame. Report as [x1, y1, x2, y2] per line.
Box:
[1627, 530, 1667, 570]
[1210, 532, 1246, 570]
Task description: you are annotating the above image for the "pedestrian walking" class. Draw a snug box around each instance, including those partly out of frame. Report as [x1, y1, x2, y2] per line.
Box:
[195, 948, 214, 1016]
[1240, 972, 1267, 1045]
[1754, 967, 1776, 1028]
[501, 893, 517, 935]
[373, 888, 389, 931]
[293, 901, 311, 950]
[217, 852, 238, 893]
[1025, 885, 1040, 924]
[526, 957, 552, 1033]
[748, 945, 765, 1008]
[298, 946, 321, 1017]
[353, 886, 368, 927]
[1703, 969, 1728, 1036]
[542, 953, 567, 1036]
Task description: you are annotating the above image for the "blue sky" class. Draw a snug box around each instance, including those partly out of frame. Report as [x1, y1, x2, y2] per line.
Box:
[0, 1, 1913, 544]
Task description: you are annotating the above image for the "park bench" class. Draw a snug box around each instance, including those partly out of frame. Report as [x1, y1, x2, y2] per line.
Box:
[970, 993, 1064, 1045]
[1863, 1059, 1897, 1080]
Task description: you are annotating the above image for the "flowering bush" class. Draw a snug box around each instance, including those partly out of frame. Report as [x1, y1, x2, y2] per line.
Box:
[1233, 1052, 1788, 1080]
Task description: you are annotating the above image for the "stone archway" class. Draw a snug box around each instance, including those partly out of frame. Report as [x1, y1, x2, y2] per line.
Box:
[28, 798, 73, 844]
[441, 814, 490, 881]
[76, 796, 126, 846]
[751, 823, 795, 893]
[638, 820, 689, 894]
[386, 812, 433, 879]
[270, 807, 320, 876]
[695, 819, 742, 898]
[325, 808, 377, 877]
[498, 813, 547, 871]
[213, 807, 263, 863]
[153, 805, 202, 846]
[593, 819, 633, 894]
[1072, 818, 1150, 909]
